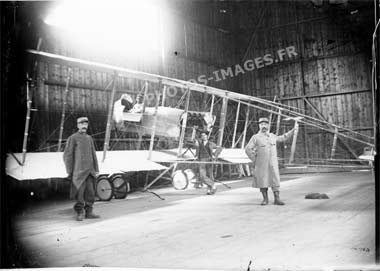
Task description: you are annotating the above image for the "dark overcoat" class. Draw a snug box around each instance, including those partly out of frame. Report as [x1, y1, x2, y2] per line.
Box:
[245, 129, 294, 188]
[63, 132, 99, 189]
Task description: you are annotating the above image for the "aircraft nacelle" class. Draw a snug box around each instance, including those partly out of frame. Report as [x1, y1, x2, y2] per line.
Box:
[114, 107, 183, 137]
[113, 106, 214, 138]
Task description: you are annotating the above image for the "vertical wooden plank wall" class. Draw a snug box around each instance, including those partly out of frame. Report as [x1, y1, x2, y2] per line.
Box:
[237, 0, 372, 162]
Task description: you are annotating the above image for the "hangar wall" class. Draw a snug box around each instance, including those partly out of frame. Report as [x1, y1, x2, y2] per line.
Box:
[17, 1, 374, 163]
[233, 0, 373, 161]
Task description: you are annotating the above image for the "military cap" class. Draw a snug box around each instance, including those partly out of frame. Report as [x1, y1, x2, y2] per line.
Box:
[258, 117, 269, 124]
[77, 117, 89, 123]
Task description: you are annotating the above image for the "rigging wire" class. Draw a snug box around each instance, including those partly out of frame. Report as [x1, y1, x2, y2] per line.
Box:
[247, 97, 374, 141]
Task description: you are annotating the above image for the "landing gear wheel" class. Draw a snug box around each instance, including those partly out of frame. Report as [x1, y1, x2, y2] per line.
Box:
[111, 174, 130, 199]
[96, 176, 113, 201]
[184, 169, 197, 184]
[172, 170, 189, 190]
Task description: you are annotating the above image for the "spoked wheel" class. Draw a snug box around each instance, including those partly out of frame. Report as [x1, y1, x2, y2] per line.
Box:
[172, 170, 189, 190]
[111, 174, 130, 199]
[183, 169, 200, 188]
[96, 176, 114, 201]
[184, 169, 197, 183]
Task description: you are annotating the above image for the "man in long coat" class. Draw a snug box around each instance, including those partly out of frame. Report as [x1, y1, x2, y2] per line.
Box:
[245, 117, 298, 205]
[63, 117, 100, 221]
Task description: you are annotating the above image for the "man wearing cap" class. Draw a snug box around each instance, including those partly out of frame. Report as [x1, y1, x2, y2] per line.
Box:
[63, 117, 100, 221]
[129, 94, 144, 113]
[194, 130, 223, 195]
[245, 117, 298, 205]
[113, 94, 134, 123]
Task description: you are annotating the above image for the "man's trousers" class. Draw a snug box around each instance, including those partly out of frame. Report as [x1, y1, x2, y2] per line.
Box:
[199, 159, 214, 188]
[73, 175, 96, 214]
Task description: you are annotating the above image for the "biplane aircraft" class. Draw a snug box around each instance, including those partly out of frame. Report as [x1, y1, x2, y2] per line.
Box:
[5, 49, 375, 201]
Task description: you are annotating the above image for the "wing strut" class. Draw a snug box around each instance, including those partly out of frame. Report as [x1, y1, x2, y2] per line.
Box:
[178, 88, 190, 157]
[161, 85, 167, 106]
[148, 81, 161, 160]
[142, 81, 148, 113]
[102, 73, 118, 162]
[240, 106, 251, 176]
[217, 97, 228, 147]
[289, 119, 300, 164]
[330, 127, 339, 159]
[22, 74, 33, 165]
[241, 106, 250, 148]
[57, 67, 71, 152]
[276, 109, 282, 135]
[232, 101, 241, 147]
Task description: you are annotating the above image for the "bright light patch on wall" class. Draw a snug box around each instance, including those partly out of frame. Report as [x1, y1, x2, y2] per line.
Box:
[44, 0, 162, 56]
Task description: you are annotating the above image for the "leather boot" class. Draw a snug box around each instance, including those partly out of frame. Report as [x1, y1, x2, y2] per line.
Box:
[77, 212, 84, 221]
[85, 211, 100, 219]
[260, 189, 269, 205]
[85, 207, 100, 219]
[273, 191, 285, 205]
[211, 184, 217, 194]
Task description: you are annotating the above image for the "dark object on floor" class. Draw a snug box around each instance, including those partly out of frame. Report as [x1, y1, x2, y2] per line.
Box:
[305, 193, 329, 199]
[82, 263, 99, 267]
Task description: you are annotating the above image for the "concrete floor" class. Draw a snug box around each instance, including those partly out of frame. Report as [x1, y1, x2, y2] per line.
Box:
[11, 171, 375, 269]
